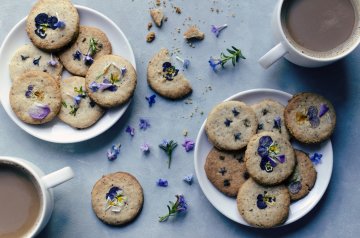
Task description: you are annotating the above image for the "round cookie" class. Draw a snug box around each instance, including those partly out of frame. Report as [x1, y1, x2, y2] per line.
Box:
[204, 147, 248, 197]
[58, 76, 104, 129]
[85, 55, 137, 108]
[147, 48, 192, 99]
[91, 172, 144, 226]
[245, 131, 295, 185]
[59, 26, 112, 76]
[237, 178, 290, 228]
[205, 101, 257, 151]
[26, 0, 79, 51]
[284, 92, 336, 144]
[287, 150, 317, 201]
[251, 99, 290, 140]
[9, 44, 63, 81]
[9, 71, 61, 124]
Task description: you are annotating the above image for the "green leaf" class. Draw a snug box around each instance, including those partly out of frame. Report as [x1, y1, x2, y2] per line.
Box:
[227, 49, 235, 54]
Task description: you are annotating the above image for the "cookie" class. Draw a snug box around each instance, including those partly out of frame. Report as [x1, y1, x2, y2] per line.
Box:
[205, 101, 257, 151]
[245, 131, 295, 185]
[58, 76, 104, 129]
[9, 44, 63, 81]
[237, 178, 290, 228]
[147, 48, 192, 99]
[251, 99, 290, 140]
[284, 92, 336, 143]
[204, 147, 248, 197]
[287, 150, 317, 201]
[85, 55, 137, 108]
[9, 71, 61, 124]
[91, 172, 144, 226]
[59, 26, 112, 76]
[26, 0, 79, 51]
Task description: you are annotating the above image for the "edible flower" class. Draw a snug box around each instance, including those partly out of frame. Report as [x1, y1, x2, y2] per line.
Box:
[125, 126, 135, 137]
[319, 104, 329, 117]
[182, 138, 195, 152]
[307, 106, 320, 128]
[107, 144, 121, 161]
[145, 94, 156, 107]
[162, 62, 179, 81]
[28, 103, 50, 120]
[183, 174, 193, 185]
[139, 118, 150, 130]
[208, 46, 245, 72]
[175, 56, 190, 69]
[84, 54, 94, 66]
[140, 143, 150, 153]
[310, 152, 322, 165]
[105, 187, 127, 212]
[257, 191, 276, 209]
[210, 24, 227, 37]
[48, 53, 58, 67]
[257, 136, 285, 173]
[159, 195, 187, 222]
[156, 178, 168, 187]
[159, 140, 178, 168]
[25, 85, 34, 98]
[273, 116, 281, 132]
[54, 13, 66, 29]
[33, 56, 41, 66]
[287, 168, 302, 194]
[73, 50, 82, 61]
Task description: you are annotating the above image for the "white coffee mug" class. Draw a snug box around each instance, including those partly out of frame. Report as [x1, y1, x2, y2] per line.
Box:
[0, 156, 74, 237]
[259, 0, 360, 68]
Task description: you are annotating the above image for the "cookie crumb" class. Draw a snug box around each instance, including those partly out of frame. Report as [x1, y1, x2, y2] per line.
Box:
[147, 22, 153, 30]
[184, 26, 205, 41]
[183, 130, 188, 137]
[175, 6, 182, 14]
[184, 98, 193, 104]
[150, 9, 164, 27]
[155, 0, 161, 6]
[146, 32, 156, 43]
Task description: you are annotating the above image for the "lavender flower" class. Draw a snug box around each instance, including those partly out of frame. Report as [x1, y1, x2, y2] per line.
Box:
[176, 56, 190, 69]
[310, 152, 322, 165]
[139, 118, 150, 130]
[140, 143, 150, 153]
[107, 144, 121, 161]
[182, 139, 195, 152]
[145, 94, 156, 107]
[208, 56, 222, 72]
[73, 50, 82, 61]
[211, 24, 227, 37]
[156, 178, 168, 187]
[159, 195, 188, 222]
[89, 81, 100, 92]
[125, 126, 135, 137]
[209, 46, 245, 72]
[183, 174, 193, 185]
[73, 95, 82, 105]
[84, 54, 94, 65]
[48, 53, 58, 67]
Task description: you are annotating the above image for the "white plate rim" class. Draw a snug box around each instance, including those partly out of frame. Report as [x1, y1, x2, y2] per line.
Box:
[194, 88, 333, 227]
[0, 5, 136, 144]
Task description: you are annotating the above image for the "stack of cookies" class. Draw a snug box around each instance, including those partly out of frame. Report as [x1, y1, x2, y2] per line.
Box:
[204, 93, 336, 228]
[8, 0, 137, 129]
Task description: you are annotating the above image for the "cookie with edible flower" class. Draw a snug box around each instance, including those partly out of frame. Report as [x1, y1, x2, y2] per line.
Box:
[58, 76, 104, 129]
[59, 26, 112, 76]
[85, 55, 137, 108]
[91, 172, 144, 226]
[26, 0, 79, 51]
[237, 178, 290, 228]
[284, 92, 336, 143]
[147, 48, 192, 99]
[9, 71, 61, 124]
[245, 131, 295, 185]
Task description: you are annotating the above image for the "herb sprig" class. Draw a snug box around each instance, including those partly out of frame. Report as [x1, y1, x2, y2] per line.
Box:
[159, 140, 178, 169]
[159, 195, 187, 222]
[209, 46, 245, 72]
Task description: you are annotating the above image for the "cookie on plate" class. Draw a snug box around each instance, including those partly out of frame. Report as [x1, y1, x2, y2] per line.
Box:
[147, 48, 192, 99]
[9, 44, 63, 81]
[85, 55, 137, 108]
[26, 0, 80, 51]
[251, 99, 290, 140]
[59, 26, 112, 76]
[205, 101, 257, 151]
[9, 71, 61, 124]
[204, 147, 248, 197]
[58, 76, 104, 129]
[284, 92, 336, 144]
[245, 131, 295, 185]
[287, 149, 317, 201]
[237, 178, 290, 228]
[91, 172, 144, 226]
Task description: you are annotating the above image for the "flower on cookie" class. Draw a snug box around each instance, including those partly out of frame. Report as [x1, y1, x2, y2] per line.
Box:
[257, 136, 285, 173]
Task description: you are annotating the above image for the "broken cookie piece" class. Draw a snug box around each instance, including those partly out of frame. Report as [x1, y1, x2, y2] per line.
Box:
[146, 32, 156, 43]
[184, 26, 205, 41]
[150, 9, 164, 27]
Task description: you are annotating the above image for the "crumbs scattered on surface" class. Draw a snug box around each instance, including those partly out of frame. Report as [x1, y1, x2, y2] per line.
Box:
[146, 32, 156, 43]
[156, 0, 161, 6]
[147, 22, 153, 31]
[184, 98, 193, 105]
[183, 130, 188, 137]
[175, 6, 182, 14]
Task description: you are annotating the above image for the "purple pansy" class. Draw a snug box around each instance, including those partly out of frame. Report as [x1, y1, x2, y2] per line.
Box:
[162, 62, 179, 81]
[125, 126, 135, 136]
[139, 118, 150, 130]
[145, 94, 156, 107]
[28, 103, 50, 120]
[106, 187, 121, 200]
[211, 24, 227, 37]
[258, 136, 285, 173]
[156, 178, 168, 187]
[107, 144, 121, 161]
[182, 139, 195, 152]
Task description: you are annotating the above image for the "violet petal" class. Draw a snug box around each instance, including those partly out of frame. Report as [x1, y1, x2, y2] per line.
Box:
[28, 103, 50, 120]
[319, 104, 329, 117]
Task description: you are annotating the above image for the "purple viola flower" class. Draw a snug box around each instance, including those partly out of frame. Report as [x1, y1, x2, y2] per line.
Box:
[276, 154, 286, 163]
[125, 126, 135, 136]
[288, 181, 302, 194]
[156, 178, 168, 187]
[319, 104, 329, 117]
[139, 118, 150, 130]
[98, 82, 114, 91]
[211, 24, 228, 37]
[257, 136, 273, 157]
[208, 56, 222, 72]
[182, 139, 195, 152]
[310, 152, 322, 165]
[54, 20, 65, 29]
[120, 67, 127, 76]
[183, 174, 193, 185]
[106, 187, 120, 200]
[107, 144, 121, 161]
[73, 50, 82, 61]
[260, 156, 277, 172]
[145, 94, 156, 107]
[28, 103, 50, 120]
[25, 85, 34, 98]
[84, 54, 94, 65]
[140, 143, 150, 153]
[274, 116, 281, 130]
[89, 81, 99, 92]
[307, 106, 320, 128]
[256, 194, 267, 209]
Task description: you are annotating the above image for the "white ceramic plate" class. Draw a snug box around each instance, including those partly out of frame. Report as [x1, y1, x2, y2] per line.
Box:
[0, 5, 135, 143]
[194, 88, 333, 226]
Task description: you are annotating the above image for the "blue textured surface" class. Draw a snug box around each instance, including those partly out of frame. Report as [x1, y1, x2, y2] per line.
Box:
[0, 0, 359, 237]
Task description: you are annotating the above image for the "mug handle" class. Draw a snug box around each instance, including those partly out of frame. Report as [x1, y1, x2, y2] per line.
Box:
[42, 167, 74, 189]
[258, 43, 287, 69]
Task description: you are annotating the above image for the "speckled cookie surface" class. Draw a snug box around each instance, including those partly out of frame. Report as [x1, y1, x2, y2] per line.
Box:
[251, 99, 290, 140]
[284, 92, 336, 144]
[287, 150, 317, 201]
[204, 147, 248, 197]
[59, 26, 112, 76]
[9, 44, 63, 81]
[147, 48, 192, 99]
[237, 178, 290, 228]
[9, 71, 61, 124]
[85, 55, 137, 108]
[205, 101, 257, 151]
[58, 76, 104, 129]
[91, 172, 144, 226]
[26, 0, 79, 51]
[245, 131, 295, 185]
